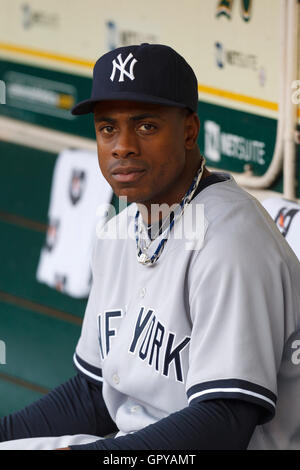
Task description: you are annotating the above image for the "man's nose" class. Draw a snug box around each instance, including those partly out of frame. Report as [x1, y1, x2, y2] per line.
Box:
[112, 128, 140, 158]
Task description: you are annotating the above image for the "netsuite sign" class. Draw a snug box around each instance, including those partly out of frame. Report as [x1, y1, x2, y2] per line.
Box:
[204, 120, 266, 166]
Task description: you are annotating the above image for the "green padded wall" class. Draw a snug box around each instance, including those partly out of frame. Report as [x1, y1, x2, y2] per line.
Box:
[0, 140, 118, 418]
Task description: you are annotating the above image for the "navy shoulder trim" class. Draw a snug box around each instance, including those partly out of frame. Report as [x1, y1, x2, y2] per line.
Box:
[187, 378, 276, 424]
[73, 353, 103, 385]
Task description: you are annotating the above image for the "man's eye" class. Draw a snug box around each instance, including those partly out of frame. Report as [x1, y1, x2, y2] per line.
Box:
[100, 126, 114, 134]
[139, 123, 156, 132]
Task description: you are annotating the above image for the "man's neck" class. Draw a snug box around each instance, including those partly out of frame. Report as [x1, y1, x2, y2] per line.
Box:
[137, 161, 211, 225]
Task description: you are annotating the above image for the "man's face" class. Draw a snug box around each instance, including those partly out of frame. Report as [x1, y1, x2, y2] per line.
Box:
[94, 100, 193, 207]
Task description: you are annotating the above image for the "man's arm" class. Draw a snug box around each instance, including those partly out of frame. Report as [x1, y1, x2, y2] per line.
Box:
[0, 370, 262, 450]
[0, 373, 117, 442]
[69, 399, 262, 450]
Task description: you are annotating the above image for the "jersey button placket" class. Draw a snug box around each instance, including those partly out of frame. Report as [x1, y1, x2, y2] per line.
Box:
[112, 373, 120, 385]
[139, 287, 147, 298]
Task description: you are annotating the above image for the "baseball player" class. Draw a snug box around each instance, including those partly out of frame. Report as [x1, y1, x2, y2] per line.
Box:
[1, 43, 300, 450]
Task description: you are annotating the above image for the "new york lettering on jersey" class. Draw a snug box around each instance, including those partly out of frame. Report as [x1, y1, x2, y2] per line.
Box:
[97, 307, 190, 382]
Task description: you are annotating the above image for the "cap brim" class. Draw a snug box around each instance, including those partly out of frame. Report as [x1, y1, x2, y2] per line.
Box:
[71, 92, 190, 115]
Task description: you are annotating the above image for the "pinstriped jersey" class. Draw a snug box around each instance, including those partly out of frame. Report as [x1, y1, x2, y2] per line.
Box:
[74, 172, 300, 449]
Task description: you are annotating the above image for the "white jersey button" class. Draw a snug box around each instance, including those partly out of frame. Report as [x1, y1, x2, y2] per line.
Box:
[130, 405, 141, 413]
[139, 287, 146, 298]
[112, 373, 120, 385]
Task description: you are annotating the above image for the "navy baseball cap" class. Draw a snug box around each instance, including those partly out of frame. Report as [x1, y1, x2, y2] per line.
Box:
[71, 43, 198, 115]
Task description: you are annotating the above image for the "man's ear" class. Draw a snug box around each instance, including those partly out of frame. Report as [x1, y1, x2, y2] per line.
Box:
[184, 113, 200, 150]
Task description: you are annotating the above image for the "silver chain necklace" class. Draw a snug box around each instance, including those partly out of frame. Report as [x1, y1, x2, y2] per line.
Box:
[135, 157, 206, 266]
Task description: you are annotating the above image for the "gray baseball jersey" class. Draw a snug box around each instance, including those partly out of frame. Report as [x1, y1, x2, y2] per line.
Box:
[74, 172, 300, 450]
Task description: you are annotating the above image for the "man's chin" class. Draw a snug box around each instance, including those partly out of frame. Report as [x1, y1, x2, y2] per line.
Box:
[113, 188, 149, 205]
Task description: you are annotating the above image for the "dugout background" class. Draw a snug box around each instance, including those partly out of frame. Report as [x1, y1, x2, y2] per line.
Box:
[0, 0, 299, 416]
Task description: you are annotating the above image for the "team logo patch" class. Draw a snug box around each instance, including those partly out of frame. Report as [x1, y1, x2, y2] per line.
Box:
[274, 207, 300, 237]
[45, 219, 60, 251]
[69, 169, 86, 205]
[110, 52, 138, 82]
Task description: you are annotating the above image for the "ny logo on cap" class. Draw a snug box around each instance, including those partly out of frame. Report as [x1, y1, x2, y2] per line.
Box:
[110, 52, 138, 82]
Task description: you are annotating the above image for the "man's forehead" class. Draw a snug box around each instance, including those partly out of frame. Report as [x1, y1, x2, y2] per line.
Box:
[93, 100, 181, 119]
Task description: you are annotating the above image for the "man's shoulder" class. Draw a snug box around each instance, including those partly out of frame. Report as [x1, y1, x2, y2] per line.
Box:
[191, 173, 294, 261]
[191, 172, 260, 236]
[193, 171, 252, 207]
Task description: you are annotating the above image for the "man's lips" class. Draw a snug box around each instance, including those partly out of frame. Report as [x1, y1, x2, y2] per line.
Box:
[111, 166, 146, 183]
